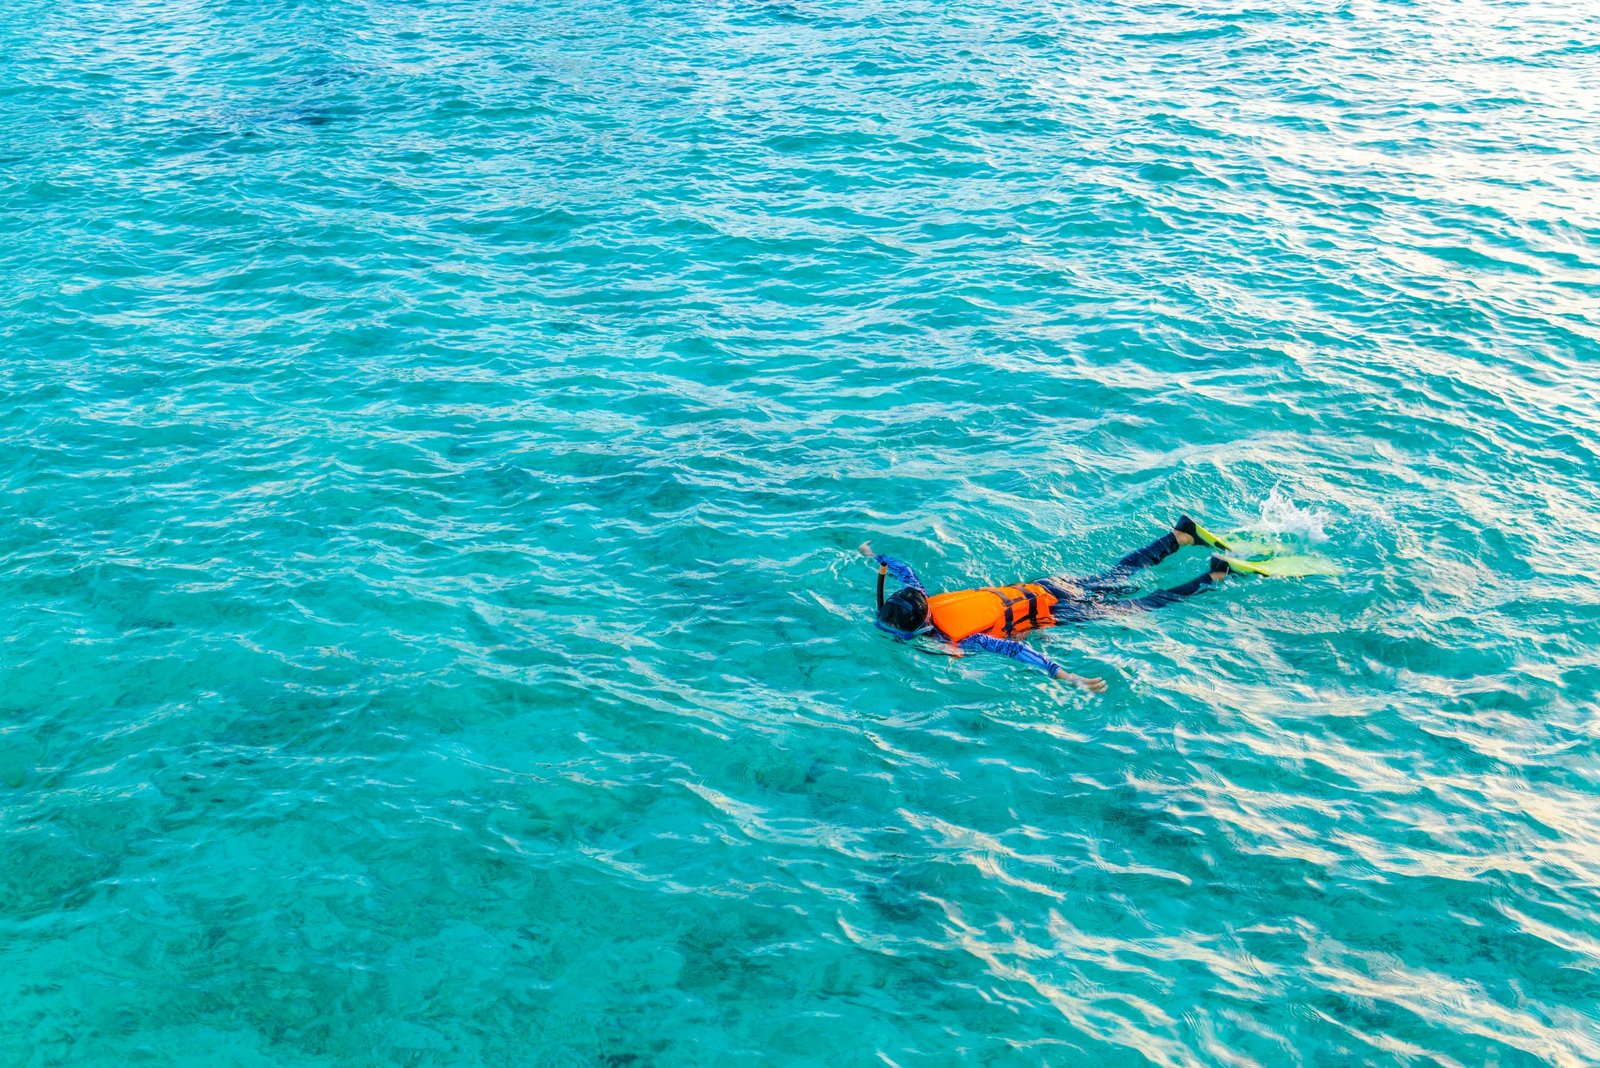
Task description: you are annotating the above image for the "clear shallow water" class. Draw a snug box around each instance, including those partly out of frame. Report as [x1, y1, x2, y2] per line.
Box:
[3, 0, 1599, 1063]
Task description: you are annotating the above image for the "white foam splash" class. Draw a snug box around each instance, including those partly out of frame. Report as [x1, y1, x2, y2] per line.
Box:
[1255, 487, 1331, 544]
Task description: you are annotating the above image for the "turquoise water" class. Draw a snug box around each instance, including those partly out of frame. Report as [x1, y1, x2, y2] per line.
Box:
[4, 0, 1600, 1062]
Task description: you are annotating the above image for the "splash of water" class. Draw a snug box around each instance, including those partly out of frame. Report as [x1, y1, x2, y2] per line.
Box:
[1222, 488, 1338, 564]
[1256, 487, 1332, 544]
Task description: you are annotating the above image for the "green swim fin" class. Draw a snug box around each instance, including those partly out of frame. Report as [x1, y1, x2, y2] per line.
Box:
[1177, 515, 1231, 551]
[1191, 519, 1230, 551]
[1222, 554, 1340, 578]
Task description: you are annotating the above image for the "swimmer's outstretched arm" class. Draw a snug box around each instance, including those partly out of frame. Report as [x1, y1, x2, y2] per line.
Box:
[959, 633, 1108, 694]
[858, 541, 925, 593]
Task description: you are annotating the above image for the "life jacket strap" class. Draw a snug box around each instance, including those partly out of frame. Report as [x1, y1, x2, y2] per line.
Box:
[994, 585, 1043, 637]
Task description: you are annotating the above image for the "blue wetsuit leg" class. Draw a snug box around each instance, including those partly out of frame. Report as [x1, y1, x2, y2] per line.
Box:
[1038, 531, 1183, 601]
[1039, 533, 1212, 621]
[1050, 568, 1217, 622]
[1080, 531, 1183, 593]
[1119, 570, 1216, 611]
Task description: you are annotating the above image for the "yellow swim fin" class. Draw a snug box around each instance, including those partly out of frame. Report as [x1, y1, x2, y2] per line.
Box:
[1221, 554, 1340, 578]
[1191, 519, 1230, 551]
[1177, 514, 1231, 551]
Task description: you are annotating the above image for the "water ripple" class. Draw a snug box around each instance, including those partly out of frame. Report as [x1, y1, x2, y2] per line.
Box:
[5, 0, 1600, 1063]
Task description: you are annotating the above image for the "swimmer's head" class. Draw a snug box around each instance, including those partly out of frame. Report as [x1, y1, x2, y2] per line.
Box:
[875, 587, 930, 638]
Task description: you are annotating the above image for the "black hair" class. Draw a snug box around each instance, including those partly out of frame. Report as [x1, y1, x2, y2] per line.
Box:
[876, 587, 929, 634]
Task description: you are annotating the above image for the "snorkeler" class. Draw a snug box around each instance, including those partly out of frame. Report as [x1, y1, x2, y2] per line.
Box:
[862, 516, 1260, 692]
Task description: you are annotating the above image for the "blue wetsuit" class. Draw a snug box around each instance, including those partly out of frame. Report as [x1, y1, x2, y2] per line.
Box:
[876, 530, 1217, 678]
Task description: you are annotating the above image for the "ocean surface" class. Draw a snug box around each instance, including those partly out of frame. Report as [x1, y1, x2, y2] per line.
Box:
[4, 0, 1599, 1064]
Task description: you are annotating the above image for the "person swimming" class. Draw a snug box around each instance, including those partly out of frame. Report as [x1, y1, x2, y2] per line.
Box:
[861, 515, 1251, 692]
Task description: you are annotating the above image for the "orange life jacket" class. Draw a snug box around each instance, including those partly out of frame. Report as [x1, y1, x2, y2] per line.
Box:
[927, 583, 1058, 642]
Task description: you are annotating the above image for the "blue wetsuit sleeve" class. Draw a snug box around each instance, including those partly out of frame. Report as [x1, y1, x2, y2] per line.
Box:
[874, 554, 925, 594]
[958, 633, 1061, 678]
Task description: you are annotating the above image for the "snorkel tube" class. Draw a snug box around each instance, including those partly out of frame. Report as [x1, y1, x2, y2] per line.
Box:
[876, 563, 887, 610]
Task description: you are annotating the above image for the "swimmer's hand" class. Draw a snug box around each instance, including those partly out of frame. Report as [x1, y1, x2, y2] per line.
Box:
[1052, 667, 1107, 693]
[858, 541, 875, 558]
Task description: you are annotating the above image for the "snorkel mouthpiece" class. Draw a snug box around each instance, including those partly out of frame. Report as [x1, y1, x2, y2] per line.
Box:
[875, 619, 933, 640]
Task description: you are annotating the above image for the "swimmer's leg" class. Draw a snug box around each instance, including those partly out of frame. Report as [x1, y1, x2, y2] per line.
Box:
[1037, 518, 1208, 600]
[1119, 557, 1231, 612]
[1073, 528, 1186, 595]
